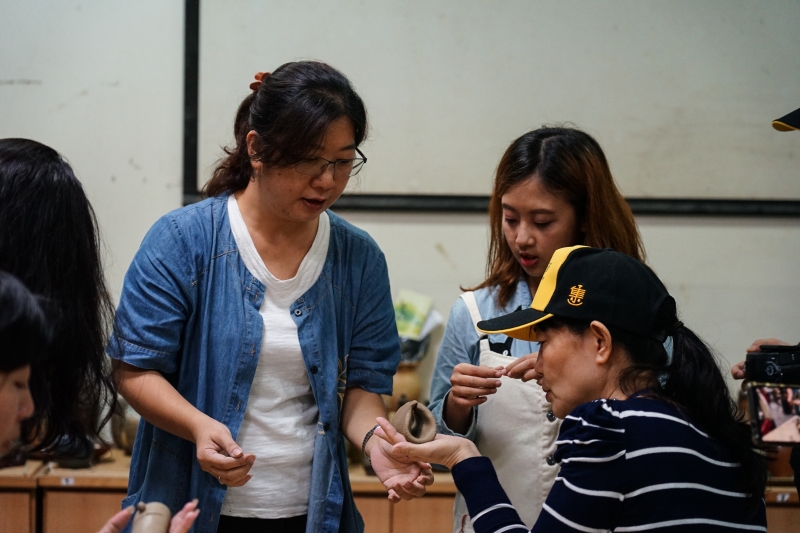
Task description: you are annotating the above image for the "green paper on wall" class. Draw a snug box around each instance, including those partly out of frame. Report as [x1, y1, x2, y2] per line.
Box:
[394, 289, 433, 341]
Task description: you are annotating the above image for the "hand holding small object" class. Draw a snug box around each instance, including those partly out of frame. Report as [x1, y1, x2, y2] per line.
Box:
[131, 502, 171, 533]
[375, 417, 480, 470]
[504, 351, 540, 382]
[96, 500, 199, 533]
[448, 363, 505, 406]
[193, 418, 255, 487]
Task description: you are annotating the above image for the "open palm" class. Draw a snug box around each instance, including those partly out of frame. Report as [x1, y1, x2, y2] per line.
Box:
[369, 424, 434, 501]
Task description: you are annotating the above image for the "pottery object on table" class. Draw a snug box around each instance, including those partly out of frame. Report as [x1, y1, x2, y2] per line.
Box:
[111, 396, 141, 455]
[386, 362, 422, 412]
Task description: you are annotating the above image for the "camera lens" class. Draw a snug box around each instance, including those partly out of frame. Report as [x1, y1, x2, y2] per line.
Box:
[765, 361, 781, 378]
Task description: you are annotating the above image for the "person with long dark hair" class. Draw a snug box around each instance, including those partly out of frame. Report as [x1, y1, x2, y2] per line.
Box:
[428, 127, 645, 531]
[0, 138, 116, 452]
[109, 61, 432, 533]
[0, 270, 199, 533]
[386, 246, 767, 533]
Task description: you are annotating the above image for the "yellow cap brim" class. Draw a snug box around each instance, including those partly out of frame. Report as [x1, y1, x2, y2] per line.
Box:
[477, 311, 554, 341]
[773, 120, 798, 132]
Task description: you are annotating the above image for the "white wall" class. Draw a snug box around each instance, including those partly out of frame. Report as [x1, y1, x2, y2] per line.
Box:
[0, 0, 184, 300]
[2, 1, 799, 400]
[199, 0, 800, 198]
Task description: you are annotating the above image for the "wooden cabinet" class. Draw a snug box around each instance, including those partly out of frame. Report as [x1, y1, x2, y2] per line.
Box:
[36, 451, 129, 533]
[391, 497, 454, 532]
[42, 491, 126, 533]
[0, 491, 35, 533]
[354, 496, 393, 533]
[1, 453, 798, 533]
[765, 485, 800, 533]
[351, 464, 455, 533]
[0, 452, 130, 533]
[0, 461, 38, 533]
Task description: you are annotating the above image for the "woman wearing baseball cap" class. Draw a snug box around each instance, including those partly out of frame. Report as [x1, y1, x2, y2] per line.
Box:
[381, 246, 767, 533]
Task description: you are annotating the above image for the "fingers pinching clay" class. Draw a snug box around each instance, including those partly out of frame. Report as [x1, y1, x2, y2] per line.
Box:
[132, 502, 172, 533]
[391, 400, 437, 444]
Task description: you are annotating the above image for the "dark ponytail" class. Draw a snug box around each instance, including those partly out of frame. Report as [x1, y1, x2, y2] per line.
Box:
[661, 323, 767, 511]
[204, 61, 368, 197]
[616, 299, 766, 511]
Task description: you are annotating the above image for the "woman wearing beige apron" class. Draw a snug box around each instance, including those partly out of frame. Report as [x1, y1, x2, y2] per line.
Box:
[428, 126, 646, 532]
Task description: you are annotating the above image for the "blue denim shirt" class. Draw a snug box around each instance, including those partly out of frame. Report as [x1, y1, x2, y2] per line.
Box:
[428, 282, 539, 441]
[107, 195, 400, 533]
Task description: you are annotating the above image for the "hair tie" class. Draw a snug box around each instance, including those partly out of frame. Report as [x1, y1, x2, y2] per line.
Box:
[667, 320, 684, 336]
[249, 71, 270, 93]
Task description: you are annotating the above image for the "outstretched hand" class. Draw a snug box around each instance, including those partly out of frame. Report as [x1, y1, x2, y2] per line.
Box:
[369, 424, 434, 502]
[96, 507, 134, 533]
[374, 417, 480, 471]
[169, 500, 201, 533]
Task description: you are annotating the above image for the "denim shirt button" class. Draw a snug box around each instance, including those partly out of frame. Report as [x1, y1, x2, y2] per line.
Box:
[310, 365, 318, 374]
[294, 308, 302, 316]
[546, 410, 556, 422]
[323, 422, 330, 431]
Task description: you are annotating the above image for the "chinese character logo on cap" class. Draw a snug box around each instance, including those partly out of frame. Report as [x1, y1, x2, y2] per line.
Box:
[567, 285, 586, 306]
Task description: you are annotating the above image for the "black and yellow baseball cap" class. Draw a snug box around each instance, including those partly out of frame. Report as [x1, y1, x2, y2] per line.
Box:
[772, 107, 800, 132]
[477, 246, 674, 342]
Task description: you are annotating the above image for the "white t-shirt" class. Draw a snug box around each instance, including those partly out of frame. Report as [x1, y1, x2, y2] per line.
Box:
[221, 195, 329, 518]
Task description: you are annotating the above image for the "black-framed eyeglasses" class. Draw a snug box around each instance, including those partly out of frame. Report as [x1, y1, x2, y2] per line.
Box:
[294, 148, 367, 179]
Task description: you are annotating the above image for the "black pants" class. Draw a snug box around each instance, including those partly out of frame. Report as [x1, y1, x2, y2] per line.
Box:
[217, 514, 307, 533]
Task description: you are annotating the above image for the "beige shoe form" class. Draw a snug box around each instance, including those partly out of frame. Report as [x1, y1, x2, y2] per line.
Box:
[132, 501, 171, 533]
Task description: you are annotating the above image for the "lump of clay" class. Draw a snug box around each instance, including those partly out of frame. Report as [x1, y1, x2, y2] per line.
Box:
[132, 501, 172, 533]
[391, 400, 437, 444]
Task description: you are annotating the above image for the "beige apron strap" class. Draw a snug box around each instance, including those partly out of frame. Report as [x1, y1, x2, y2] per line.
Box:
[460, 292, 490, 354]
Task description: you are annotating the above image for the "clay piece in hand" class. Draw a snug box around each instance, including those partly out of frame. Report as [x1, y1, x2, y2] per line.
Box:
[132, 501, 172, 533]
[391, 400, 437, 444]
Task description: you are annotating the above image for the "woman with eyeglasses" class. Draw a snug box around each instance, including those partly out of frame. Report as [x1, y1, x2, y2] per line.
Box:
[427, 127, 646, 531]
[109, 61, 432, 533]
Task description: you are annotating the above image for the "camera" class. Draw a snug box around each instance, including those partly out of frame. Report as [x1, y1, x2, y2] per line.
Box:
[745, 345, 800, 383]
[745, 345, 800, 446]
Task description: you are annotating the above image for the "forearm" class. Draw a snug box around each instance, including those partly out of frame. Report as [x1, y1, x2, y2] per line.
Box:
[113, 361, 208, 443]
[430, 358, 475, 436]
[431, 301, 480, 437]
[340, 386, 387, 458]
[443, 392, 474, 434]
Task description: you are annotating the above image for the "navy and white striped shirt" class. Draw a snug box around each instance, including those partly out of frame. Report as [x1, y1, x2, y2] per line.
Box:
[452, 396, 767, 532]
